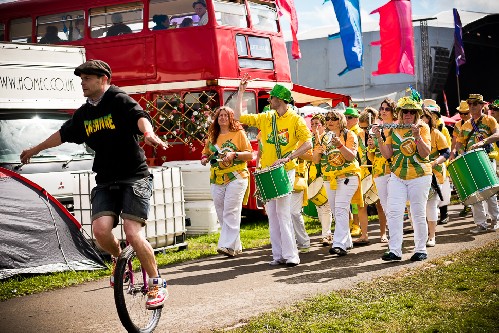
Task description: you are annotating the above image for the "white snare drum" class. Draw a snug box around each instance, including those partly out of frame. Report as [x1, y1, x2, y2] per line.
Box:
[308, 177, 328, 206]
[361, 174, 379, 205]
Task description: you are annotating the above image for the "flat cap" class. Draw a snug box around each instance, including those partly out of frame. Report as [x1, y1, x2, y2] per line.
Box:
[74, 60, 112, 79]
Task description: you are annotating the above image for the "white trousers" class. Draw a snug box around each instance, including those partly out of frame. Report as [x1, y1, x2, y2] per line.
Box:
[290, 191, 310, 248]
[316, 201, 333, 237]
[324, 176, 358, 251]
[265, 169, 299, 264]
[471, 194, 499, 227]
[386, 174, 432, 257]
[210, 178, 248, 252]
[374, 174, 390, 213]
[426, 184, 442, 222]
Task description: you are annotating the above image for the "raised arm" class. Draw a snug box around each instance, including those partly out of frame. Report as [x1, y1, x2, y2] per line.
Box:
[234, 73, 251, 121]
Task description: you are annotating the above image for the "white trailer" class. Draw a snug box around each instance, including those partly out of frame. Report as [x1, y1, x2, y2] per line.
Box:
[0, 42, 93, 209]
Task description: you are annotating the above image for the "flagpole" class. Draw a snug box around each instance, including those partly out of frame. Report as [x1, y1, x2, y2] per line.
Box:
[456, 74, 461, 103]
[295, 59, 299, 84]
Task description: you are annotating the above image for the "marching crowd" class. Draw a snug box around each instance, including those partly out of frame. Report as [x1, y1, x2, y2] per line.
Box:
[19, 59, 499, 311]
[203, 77, 499, 267]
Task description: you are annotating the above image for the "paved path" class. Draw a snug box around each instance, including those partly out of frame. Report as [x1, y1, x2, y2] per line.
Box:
[0, 205, 498, 333]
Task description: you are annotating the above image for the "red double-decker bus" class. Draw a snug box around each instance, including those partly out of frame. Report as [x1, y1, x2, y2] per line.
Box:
[0, 0, 349, 211]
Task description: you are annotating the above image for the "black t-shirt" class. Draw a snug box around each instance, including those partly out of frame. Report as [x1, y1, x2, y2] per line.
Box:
[60, 85, 150, 184]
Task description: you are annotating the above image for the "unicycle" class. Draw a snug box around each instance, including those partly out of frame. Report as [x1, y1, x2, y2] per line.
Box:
[114, 245, 162, 333]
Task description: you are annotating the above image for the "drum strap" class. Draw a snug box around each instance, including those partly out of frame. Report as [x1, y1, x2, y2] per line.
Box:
[271, 113, 282, 159]
[466, 116, 492, 153]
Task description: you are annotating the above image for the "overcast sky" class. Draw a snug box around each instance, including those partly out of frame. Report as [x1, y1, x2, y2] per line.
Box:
[283, 0, 499, 39]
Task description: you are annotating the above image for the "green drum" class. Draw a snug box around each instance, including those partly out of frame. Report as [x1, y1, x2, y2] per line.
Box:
[253, 164, 293, 202]
[303, 200, 318, 219]
[448, 148, 499, 205]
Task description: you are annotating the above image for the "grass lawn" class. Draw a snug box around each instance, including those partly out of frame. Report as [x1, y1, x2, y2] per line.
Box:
[225, 240, 499, 333]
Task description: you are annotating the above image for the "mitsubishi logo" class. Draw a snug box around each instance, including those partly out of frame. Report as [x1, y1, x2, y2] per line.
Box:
[58, 182, 64, 189]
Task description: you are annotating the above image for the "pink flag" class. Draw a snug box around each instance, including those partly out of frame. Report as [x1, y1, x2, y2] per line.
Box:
[370, 0, 414, 75]
[276, 0, 301, 59]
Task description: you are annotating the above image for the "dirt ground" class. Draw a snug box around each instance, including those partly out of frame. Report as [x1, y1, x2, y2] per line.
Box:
[0, 204, 498, 333]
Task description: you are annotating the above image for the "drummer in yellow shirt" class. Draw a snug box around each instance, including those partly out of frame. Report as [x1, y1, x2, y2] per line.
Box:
[344, 107, 365, 240]
[423, 99, 452, 225]
[310, 114, 334, 246]
[235, 76, 312, 267]
[451, 101, 472, 218]
[451, 94, 499, 233]
[420, 109, 450, 247]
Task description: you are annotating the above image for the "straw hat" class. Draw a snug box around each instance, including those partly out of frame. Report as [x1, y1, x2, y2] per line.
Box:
[466, 93, 485, 104]
[423, 99, 440, 114]
[456, 100, 469, 113]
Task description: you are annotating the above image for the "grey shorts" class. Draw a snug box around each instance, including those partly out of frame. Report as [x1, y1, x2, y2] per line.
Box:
[90, 175, 153, 227]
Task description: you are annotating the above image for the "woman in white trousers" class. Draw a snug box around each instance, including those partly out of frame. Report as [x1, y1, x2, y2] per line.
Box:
[313, 110, 362, 256]
[201, 107, 253, 257]
[373, 95, 433, 262]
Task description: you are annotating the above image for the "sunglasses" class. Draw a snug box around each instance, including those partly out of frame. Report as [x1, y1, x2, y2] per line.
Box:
[458, 112, 469, 116]
[379, 106, 392, 111]
[346, 116, 357, 120]
[325, 116, 338, 121]
[467, 101, 483, 106]
[402, 110, 417, 115]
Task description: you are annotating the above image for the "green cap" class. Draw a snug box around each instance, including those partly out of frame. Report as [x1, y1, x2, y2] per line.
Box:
[262, 105, 271, 113]
[344, 107, 360, 118]
[489, 99, 499, 110]
[269, 84, 292, 103]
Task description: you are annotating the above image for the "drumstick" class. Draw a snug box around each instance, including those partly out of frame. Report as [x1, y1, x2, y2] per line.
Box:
[360, 165, 373, 168]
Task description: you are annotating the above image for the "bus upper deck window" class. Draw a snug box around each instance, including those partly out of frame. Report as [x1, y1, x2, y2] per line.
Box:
[9, 17, 32, 43]
[249, 2, 278, 33]
[37, 11, 85, 43]
[149, 0, 197, 30]
[89, 2, 143, 38]
[213, 0, 248, 28]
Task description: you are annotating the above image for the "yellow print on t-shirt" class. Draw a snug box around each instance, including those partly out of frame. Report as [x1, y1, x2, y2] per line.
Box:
[84, 114, 115, 136]
[328, 151, 346, 166]
[266, 128, 289, 147]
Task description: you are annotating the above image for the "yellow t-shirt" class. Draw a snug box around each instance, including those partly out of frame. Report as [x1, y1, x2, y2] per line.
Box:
[368, 129, 392, 178]
[351, 124, 369, 177]
[429, 129, 450, 184]
[315, 130, 361, 179]
[240, 108, 312, 170]
[436, 118, 451, 146]
[385, 123, 432, 180]
[457, 115, 498, 151]
[202, 130, 252, 184]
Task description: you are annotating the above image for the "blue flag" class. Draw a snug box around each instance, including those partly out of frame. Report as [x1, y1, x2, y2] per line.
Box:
[453, 8, 466, 76]
[326, 0, 363, 76]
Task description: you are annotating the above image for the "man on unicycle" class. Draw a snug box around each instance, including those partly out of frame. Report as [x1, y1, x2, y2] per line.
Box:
[20, 59, 169, 310]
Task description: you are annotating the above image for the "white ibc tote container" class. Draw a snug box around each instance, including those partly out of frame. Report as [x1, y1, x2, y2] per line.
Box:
[72, 167, 187, 250]
[162, 160, 211, 201]
[162, 160, 219, 235]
